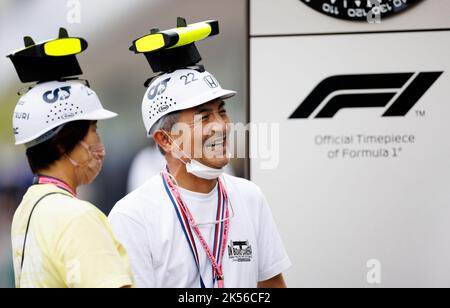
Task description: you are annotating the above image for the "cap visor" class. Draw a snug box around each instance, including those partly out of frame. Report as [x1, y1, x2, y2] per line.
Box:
[16, 108, 118, 146]
[213, 89, 236, 101]
[82, 108, 118, 120]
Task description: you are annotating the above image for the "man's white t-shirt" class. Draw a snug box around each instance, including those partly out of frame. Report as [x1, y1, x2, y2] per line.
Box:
[109, 172, 291, 288]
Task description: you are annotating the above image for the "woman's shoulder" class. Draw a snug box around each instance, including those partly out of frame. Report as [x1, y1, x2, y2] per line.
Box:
[37, 192, 101, 222]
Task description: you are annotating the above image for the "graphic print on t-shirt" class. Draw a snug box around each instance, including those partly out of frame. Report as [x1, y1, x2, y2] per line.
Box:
[227, 240, 253, 263]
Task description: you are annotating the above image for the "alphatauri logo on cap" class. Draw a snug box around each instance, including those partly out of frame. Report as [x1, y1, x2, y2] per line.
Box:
[148, 78, 171, 100]
[289, 72, 443, 119]
[43, 86, 72, 104]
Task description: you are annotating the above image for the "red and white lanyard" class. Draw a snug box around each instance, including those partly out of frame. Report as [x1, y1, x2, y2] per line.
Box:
[162, 171, 230, 288]
[33, 175, 76, 197]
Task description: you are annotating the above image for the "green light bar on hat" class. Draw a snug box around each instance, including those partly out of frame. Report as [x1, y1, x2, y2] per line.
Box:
[130, 17, 220, 73]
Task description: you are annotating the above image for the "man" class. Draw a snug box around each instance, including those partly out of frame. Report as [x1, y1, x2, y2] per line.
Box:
[109, 67, 291, 288]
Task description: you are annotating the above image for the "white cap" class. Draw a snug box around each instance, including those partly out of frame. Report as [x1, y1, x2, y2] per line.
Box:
[13, 80, 117, 147]
[142, 69, 236, 136]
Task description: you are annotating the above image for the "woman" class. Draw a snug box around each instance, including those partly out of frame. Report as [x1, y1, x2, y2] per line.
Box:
[10, 79, 134, 288]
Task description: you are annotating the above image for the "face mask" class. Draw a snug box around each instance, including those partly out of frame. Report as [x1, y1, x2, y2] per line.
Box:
[67, 141, 105, 186]
[186, 159, 225, 180]
[165, 132, 226, 180]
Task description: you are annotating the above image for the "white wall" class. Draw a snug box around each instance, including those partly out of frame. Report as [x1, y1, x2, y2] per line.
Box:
[250, 0, 450, 287]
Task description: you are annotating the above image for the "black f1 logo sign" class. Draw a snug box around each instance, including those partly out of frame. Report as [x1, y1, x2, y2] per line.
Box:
[289, 72, 443, 119]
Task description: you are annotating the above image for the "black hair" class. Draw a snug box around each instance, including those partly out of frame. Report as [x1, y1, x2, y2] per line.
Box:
[149, 111, 181, 155]
[25, 120, 91, 174]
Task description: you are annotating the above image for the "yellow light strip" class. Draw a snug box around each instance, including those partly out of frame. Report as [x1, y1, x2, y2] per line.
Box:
[44, 38, 82, 56]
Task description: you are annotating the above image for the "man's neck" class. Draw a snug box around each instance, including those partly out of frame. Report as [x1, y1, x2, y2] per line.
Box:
[166, 159, 216, 194]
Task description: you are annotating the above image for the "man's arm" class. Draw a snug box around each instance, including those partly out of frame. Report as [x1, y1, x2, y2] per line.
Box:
[108, 210, 156, 288]
[257, 274, 287, 288]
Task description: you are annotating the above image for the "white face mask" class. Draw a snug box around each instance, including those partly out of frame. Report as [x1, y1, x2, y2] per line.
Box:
[165, 132, 226, 180]
[185, 159, 225, 180]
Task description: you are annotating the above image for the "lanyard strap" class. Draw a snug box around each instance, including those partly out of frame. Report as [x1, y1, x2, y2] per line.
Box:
[33, 175, 76, 197]
[162, 171, 230, 288]
[162, 175, 205, 288]
[20, 192, 71, 271]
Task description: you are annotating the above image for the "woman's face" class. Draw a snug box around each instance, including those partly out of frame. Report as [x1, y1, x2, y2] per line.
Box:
[69, 121, 101, 163]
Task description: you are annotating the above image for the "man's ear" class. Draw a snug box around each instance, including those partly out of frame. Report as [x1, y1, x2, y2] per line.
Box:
[153, 130, 172, 153]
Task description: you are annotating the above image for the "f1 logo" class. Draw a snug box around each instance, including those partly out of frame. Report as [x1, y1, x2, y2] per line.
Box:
[289, 72, 443, 119]
[204, 75, 219, 89]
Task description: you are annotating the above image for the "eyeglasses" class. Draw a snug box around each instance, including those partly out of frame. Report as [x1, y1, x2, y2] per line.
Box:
[192, 201, 235, 227]
[164, 170, 235, 227]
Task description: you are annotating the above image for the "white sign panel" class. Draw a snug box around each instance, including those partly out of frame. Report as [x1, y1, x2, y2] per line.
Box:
[250, 29, 450, 287]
